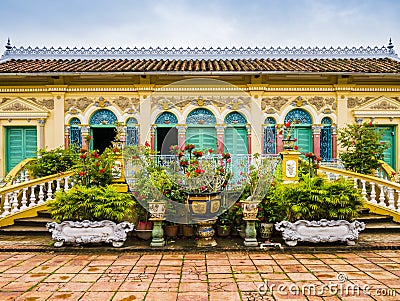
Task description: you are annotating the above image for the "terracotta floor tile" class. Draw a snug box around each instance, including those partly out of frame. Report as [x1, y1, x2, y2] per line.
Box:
[113, 291, 147, 301]
[376, 278, 400, 288]
[0, 292, 23, 301]
[314, 272, 340, 281]
[135, 259, 161, 266]
[79, 291, 115, 300]
[313, 254, 338, 259]
[261, 273, 289, 280]
[252, 259, 276, 266]
[292, 253, 316, 259]
[184, 254, 205, 260]
[1, 281, 37, 292]
[305, 265, 334, 273]
[145, 291, 178, 301]
[31, 282, 63, 292]
[119, 280, 151, 291]
[207, 273, 236, 281]
[329, 264, 359, 272]
[80, 265, 109, 273]
[47, 292, 85, 301]
[157, 265, 182, 273]
[249, 253, 274, 260]
[54, 265, 85, 274]
[152, 273, 181, 281]
[15, 291, 52, 301]
[344, 258, 371, 264]
[234, 273, 263, 282]
[177, 292, 208, 301]
[180, 273, 207, 282]
[179, 281, 208, 292]
[71, 273, 102, 282]
[365, 270, 399, 280]
[88, 281, 121, 291]
[58, 282, 93, 292]
[231, 265, 258, 273]
[287, 272, 318, 281]
[376, 263, 400, 270]
[16, 273, 47, 282]
[130, 266, 157, 274]
[163, 254, 184, 260]
[64, 259, 90, 266]
[3, 266, 35, 274]
[275, 259, 301, 266]
[299, 259, 326, 265]
[255, 265, 275, 273]
[206, 259, 230, 266]
[30, 265, 60, 273]
[280, 264, 308, 273]
[44, 274, 75, 283]
[229, 259, 253, 266]
[149, 281, 179, 291]
[343, 271, 373, 280]
[209, 291, 241, 301]
[207, 265, 232, 273]
[271, 254, 296, 260]
[209, 281, 238, 292]
[227, 253, 250, 260]
[321, 258, 349, 265]
[126, 273, 154, 281]
[237, 281, 262, 292]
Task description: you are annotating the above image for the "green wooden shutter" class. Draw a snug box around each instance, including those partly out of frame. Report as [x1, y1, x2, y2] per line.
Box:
[224, 127, 248, 154]
[293, 127, 312, 153]
[186, 127, 217, 150]
[378, 126, 396, 169]
[6, 127, 37, 173]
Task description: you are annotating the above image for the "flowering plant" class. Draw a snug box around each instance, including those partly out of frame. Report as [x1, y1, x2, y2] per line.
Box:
[277, 120, 299, 140]
[169, 144, 232, 194]
[304, 152, 322, 177]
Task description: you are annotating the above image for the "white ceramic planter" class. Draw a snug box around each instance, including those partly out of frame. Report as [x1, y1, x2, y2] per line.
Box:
[275, 219, 365, 246]
[46, 220, 134, 247]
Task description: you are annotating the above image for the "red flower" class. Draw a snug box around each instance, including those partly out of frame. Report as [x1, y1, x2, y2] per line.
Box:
[284, 121, 291, 128]
[113, 147, 119, 153]
[99, 168, 105, 173]
[145, 141, 150, 147]
[79, 171, 85, 177]
[80, 148, 86, 153]
[96, 162, 100, 167]
[294, 146, 299, 150]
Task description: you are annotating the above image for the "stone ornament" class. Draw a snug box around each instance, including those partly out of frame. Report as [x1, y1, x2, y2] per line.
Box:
[46, 220, 134, 247]
[275, 219, 365, 246]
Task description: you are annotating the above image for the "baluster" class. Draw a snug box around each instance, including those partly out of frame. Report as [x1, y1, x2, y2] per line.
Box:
[56, 179, 61, 192]
[19, 171, 25, 182]
[38, 183, 45, 204]
[24, 170, 30, 182]
[378, 185, 385, 206]
[29, 185, 37, 207]
[46, 181, 53, 201]
[20, 187, 28, 209]
[388, 188, 395, 210]
[326, 172, 331, 181]
[353, 178, 358, 189]
[11, 190, 19, 213]
[64, 176, 69, 192]
[1, 194, 11, 217]
[361, 180, 367, 201]
[397, 190, 400, 212]
[369, 182, 376, 204]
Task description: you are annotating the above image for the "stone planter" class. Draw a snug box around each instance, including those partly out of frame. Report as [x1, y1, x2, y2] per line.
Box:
[148, 201, 166, 219]
[283, 139, 296, 150]
[275, 219, 365, 246]
[186, 192, 221, 221]
[259, 222, 274, 239]
[242, 200, 259, 220]
[46, 220, 134, 248]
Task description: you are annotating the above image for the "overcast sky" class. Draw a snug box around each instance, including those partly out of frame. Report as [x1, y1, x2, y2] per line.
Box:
[0, 0, 399, 52]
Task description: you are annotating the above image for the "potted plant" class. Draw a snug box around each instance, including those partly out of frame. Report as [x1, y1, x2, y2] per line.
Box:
[216, 207, 233, 237]
[273, 174, 365, 246]
[46, 144, 135, 247]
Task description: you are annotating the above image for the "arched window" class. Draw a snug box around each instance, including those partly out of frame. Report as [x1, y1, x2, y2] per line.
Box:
[89, 109, 117, 126]
[264, 117, 276, 154]
[69, 117, 82, 148]
[320, 117, 332, 161]
[186, 109, 217, 150]
[126, 117, 139, 146]
[89, 109, 118, 153]
[284, 109, 313, 153]
[155, 112, 178, 155]
[224, 112, 248, 154]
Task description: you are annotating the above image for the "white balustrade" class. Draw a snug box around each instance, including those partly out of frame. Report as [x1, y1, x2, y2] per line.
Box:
[0, 173, 74, 218]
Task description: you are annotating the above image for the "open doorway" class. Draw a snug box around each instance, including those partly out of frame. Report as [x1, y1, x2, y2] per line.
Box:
[156, 127, 178, 155]
[91, 127, 115, 153]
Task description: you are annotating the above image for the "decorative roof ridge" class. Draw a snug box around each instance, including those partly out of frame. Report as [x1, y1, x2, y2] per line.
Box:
[1, 38, 398, 62]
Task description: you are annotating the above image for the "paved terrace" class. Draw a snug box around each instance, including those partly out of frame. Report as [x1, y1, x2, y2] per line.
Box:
[1, 234, 400, 300]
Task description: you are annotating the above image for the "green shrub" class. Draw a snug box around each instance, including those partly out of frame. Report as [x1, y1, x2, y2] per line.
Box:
[26, 146, 79, 177]
[48, 184, 135, 222]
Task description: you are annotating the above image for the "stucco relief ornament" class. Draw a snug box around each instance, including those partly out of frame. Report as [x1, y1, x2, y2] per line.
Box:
[192, 97, 210, 107]
[262, 96, 288, 111]
[3, 102, 32, 111]
[95, 96, 110, 107]
[158, 99, 174, 110]
[226, 98, 244, 110]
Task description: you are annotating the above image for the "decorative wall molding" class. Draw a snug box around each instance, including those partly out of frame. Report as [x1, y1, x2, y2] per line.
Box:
[347, 97, 373, 109]
[262, 96, 289, 111]
[0, 97, 50, 119]
[65, 97, 94, 112]
[353, 96, 400, 117]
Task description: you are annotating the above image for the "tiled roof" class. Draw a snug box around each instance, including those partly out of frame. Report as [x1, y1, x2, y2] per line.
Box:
[0, 58, 400, 74]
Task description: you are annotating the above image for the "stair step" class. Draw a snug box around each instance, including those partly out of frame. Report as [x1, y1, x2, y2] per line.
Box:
[37, 210, 52, 218]
[357, 214, 393, 223]
[363, 222, 400, 233]
[0, 225, 50, 235]
[14, 217, 53, 227]
[358, 208, 370, 215]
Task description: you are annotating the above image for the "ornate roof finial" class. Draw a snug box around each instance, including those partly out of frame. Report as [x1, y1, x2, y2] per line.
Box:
[5, 38, 12, 50]
[388, 38, 394, 53]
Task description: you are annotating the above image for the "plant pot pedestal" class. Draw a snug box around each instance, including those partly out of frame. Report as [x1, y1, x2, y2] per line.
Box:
[149, 201, 166, 247]
[243, 219, 258, 247]
[195, 218, 217, 247]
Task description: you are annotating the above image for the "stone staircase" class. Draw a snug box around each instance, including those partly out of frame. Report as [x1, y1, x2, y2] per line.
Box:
[357, 208, 400, 233]
[0, 211, 52, 235]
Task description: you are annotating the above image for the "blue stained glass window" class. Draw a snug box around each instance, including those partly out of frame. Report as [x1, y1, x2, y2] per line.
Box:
[89, 109, 117, 126]
[320, 117, 332, 161]
[284, 109, 312, 124]
[126, 117, 139, 146]
[265, 117, 276, 125]
[264, 117, 276, 154]
[224, 112, 247, 125]
[186, 108, 216, 125]
[69, 118, 82, 148]
[155, 112, 178, 125]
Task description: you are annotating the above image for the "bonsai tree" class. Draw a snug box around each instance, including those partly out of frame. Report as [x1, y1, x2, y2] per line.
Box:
[338, 121, 389, 175]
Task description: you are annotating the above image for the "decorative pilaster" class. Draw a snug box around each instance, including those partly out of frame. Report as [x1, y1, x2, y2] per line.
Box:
[139, 94, 152, 147]
[38, 119, 46, 149]
[312, 125, 322, 157]
[246, 124, 252, 155]
[215, 124, 226, 154]
[332, 125, 337, 159]
[150, 125, 156, 150]
[64, 125, 70, 149]
[176, 124, 188, 149]
[81, 125, 89, 150]
[276, 125, 284, 153]
[51, 92, 66, 147]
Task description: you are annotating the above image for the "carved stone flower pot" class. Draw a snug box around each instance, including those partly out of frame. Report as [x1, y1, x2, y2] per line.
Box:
[259, 222, 274, 239]
[275, 219, 365, 246]
[46, 220, 134, 248]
